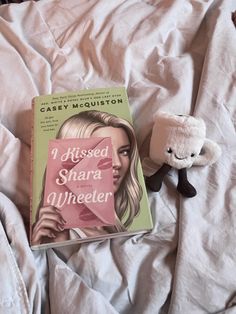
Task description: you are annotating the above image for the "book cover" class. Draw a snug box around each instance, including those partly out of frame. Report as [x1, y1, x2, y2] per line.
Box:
[30, 87, 153, 249]
[44, 137, 116, 228]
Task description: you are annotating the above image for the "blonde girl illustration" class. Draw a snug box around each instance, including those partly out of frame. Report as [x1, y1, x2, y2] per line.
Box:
[32, 110, 143, 245]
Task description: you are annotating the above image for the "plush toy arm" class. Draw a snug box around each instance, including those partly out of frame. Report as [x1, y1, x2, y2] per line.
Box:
[142, 157, 160, 177]
[194, 138, 221, 166]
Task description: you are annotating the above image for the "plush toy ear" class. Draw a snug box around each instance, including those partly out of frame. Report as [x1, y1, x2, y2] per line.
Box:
[194, 138, 221, 166]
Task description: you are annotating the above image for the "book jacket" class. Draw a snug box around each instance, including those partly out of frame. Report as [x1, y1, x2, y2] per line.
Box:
[30, 87, 153, 249]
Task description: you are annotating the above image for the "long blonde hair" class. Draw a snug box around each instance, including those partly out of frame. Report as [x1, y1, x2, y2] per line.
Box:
[56, 110, 143, 231]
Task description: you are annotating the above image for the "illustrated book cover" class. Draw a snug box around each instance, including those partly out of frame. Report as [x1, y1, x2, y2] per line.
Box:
[30, 87, 153, 249]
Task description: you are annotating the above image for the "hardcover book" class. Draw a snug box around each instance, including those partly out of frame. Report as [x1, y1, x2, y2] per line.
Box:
[30, 87, 153, 249]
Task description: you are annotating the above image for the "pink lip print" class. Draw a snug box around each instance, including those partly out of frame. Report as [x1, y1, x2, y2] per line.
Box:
[61, 158, 82, 170]
[79, 206, 98, 221]
[97, 158, 112, 170]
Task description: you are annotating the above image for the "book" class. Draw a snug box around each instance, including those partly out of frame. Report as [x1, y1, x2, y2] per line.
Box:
[44, 137, 116, 228]
[30, 87, 153, 249]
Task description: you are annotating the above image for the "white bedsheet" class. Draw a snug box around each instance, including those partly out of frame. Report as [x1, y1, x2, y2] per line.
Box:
[0, 0, 236, 313]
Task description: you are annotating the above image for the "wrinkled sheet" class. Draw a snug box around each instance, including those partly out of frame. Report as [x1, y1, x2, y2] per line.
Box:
[0, 0, 236, 313]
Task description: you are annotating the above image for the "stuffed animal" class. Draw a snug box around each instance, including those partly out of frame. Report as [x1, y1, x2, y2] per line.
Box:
[142, 112, 221, 197]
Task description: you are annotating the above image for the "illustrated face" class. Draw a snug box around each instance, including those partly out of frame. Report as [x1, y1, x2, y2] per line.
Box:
[150, 127, 204, 169]
[163, 137, 202, 169]
[92, 126, 131, 193]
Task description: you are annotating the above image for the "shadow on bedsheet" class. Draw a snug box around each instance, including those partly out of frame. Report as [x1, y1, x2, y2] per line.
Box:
[14, 109, 32, 237]
[0, 0, 28, 4]
[232, 10, 236, 26]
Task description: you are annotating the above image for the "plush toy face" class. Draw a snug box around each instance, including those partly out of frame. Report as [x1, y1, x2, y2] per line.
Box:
[149, 113, 206, 169]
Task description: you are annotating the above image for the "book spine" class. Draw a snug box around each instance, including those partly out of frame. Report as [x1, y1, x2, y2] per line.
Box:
[29, 98, 36, 245]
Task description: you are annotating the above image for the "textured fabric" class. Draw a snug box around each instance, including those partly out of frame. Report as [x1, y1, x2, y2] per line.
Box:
[0, 193, 41, 314]
[0, 0, 235, 313]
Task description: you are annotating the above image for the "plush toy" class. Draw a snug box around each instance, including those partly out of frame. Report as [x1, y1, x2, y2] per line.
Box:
[142, 112, 221, 197]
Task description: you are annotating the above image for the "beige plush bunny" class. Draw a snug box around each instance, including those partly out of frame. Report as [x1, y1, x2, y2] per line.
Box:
[142, 112, 221, 197]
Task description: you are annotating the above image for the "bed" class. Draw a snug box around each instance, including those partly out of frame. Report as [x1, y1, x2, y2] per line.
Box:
[0, 0, 236, 313]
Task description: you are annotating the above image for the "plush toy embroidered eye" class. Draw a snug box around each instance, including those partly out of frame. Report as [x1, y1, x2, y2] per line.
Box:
[142, 112, 221, 197]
